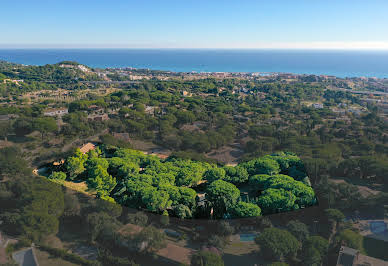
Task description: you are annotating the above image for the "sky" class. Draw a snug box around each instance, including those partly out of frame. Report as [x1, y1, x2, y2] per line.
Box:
[1, 0, 388, 49]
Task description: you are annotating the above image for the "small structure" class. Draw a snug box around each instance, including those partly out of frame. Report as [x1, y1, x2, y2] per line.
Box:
[12, 246, 40, 266]
[43, 108, 68, 117]
[312, 103, 324, 109]
[79, 143, 96, 154]
[87, 113, 109, 121]
[336, 246, 388, 266]
[0, 114, 19, 121]
[53, 159, 65, 166]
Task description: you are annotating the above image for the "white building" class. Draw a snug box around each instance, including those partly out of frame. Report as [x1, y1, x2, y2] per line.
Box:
[43, 108, 68, 117]
[312, 103, 324, 109]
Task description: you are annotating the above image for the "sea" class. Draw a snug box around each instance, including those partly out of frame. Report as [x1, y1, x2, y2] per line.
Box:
[1, 49, 388, 78]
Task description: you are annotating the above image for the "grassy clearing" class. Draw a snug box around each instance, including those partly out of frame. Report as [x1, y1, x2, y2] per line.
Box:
[34, 248, 78, 266]
[61, 181, 95, 196]
[223, 241, 259, 255]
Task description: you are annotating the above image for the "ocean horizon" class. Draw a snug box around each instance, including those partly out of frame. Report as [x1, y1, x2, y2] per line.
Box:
[1, 48, 388, 78]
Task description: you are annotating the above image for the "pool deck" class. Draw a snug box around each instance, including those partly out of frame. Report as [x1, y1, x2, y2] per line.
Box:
[356, 219, 388, 242]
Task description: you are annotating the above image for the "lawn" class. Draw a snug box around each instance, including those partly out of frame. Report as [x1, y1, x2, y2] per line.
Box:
[34, 248, 79, 266]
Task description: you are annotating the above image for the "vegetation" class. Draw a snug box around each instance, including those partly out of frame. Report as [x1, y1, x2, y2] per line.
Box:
[190, 251, 224, 266]
[255, 227, 301, 261]
[51, 147, 316, 219]
[0, 61, 387, 265]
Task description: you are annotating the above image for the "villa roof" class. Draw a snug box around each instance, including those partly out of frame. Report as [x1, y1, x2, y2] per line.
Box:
[336, 246, 388, 266]
[79, 143, 96, 154]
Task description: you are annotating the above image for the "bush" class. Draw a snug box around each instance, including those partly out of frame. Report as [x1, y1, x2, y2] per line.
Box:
[48, 171, 67, 180]
[38, 245, 99, 266]
[255, 227, 301, 261]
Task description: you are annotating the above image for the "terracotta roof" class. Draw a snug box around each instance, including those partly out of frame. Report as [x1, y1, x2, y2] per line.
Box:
[79, 143, 95, 154]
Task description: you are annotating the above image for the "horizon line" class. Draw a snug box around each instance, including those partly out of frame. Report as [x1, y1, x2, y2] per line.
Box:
[2, 41, 388, 50]
[2, 47, 388, 51]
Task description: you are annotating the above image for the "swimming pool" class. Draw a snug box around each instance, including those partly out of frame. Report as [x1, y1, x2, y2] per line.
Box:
[239, 233, 258, 242]
[369, 221, 387, 234]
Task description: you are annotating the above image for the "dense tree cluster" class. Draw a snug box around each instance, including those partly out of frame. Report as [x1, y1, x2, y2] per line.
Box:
[52, 146, 316, 219]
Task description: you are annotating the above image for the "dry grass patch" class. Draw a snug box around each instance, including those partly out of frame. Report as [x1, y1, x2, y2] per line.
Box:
[34, 248, 78, 266]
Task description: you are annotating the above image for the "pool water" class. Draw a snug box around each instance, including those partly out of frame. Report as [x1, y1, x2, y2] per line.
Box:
[240, 233, 257, 242]
[369, 221, 387, 234]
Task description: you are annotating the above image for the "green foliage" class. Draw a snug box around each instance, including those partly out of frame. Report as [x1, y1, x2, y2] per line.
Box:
[39, 244, 99, 266]
[255, 227, 301, 261]
[100, 134, 132, 148]
[242, 157, 280, 176]
[59, 145, 315, 219]
[86, 212, 121, 242]
[17, 177, 64, 242]
[206, 180, 240, 217]
[268, 263, 289, 266]
[258, 188, 297, 214]
[230, 201, 262, 218]
[335, 229, 364, 251]
[301, 236, 329, 266]
[223, 165, 249, 184]
[216, 221, 235, 237]
[48, 171, 67, 180]
[65, 149, 88, 180]
[13, 118, 33, 136]
[0, 147, 31, 178]
[33, 117, 58, 139]
[190, 251, 224, 266]
[301, 247, 321, 266]
[98, 249, 139, 266]
[88, 168, 116, 195]
[286, 220, 309, 242]
[204, 167, 226, 183]
[134, 226, 167, 253]
[324, 208, 345, 222]
[127, 212, 149, 226]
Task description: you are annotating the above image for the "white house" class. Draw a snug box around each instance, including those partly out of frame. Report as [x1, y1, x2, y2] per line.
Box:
[43, 108, 68, 117]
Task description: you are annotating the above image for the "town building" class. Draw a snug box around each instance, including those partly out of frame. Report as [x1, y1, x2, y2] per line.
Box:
[312, 103, 324, 109]
[336, 246, 388, 266]
[79, 143, 96, 154]
[43, 108, 68, 117]
[87, 113, 109, 121]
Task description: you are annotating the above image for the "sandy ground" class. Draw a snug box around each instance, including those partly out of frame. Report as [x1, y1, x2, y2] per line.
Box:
[206, 144, 244, 164]
[330, 178, 381, 197]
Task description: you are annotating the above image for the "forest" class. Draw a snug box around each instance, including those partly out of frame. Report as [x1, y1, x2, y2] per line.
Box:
[46, 148, 317, 219]
[0, 61, 387, 265]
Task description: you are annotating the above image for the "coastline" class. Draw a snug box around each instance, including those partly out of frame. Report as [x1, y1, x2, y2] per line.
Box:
[1, 49, 388, 78]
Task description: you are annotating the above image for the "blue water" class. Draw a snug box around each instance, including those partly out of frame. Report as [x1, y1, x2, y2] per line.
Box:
[1, 49, 388, 78]
[369, 221, 387, 234]
[240, 233, 257, 242]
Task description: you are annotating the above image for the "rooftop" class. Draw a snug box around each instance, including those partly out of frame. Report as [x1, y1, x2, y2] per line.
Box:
[79, 143, 96, 154]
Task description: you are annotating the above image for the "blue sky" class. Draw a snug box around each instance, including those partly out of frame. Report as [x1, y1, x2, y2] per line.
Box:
[1, 0, 388, 49]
